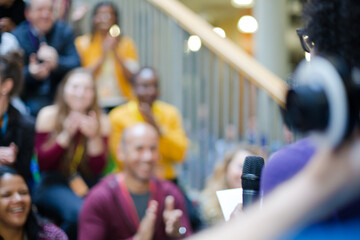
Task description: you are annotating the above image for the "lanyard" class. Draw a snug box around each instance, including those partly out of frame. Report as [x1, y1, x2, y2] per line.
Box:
[117, 173, 157, 228]
[1, 111, 8, 135]
[70, 138, 85, 174]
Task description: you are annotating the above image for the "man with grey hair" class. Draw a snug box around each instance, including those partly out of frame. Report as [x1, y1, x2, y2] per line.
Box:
[12, 0, 80, 116]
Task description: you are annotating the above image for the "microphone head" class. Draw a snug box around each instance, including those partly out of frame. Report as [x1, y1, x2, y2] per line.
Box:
[241, 156, 265, 191]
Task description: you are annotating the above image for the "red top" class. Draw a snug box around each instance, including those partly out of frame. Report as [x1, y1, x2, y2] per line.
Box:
[35, 132, 108, 175]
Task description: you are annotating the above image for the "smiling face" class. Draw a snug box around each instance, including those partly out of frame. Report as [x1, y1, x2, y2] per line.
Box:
[27, 0, 54, 35]
[63, 72, 95, 113]
[93, 4, 117, 33]
[119, 124, 159, 183]
[226, 150, 251, 189]
[0, 173, 31, 229]
[134, 68, 159, 106]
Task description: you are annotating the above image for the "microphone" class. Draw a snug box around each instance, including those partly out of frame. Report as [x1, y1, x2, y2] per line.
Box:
[242, 156, 264, 208]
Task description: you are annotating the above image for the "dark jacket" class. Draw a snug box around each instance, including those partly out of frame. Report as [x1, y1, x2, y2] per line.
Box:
[12, 21, 80, 111]
[0, 104, 35, 181]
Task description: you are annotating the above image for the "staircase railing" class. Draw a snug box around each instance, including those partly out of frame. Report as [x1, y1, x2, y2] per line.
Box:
[109, 0, 288, 190]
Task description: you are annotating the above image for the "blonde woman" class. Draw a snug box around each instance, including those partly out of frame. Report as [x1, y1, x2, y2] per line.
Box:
[200, 145, 261, 226]
[33, 68, 111, 240]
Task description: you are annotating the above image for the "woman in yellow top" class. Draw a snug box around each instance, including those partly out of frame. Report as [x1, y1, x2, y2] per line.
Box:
[75, 1, 138, 110]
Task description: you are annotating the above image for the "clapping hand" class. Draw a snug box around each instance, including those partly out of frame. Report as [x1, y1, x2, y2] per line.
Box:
[134, 200, 158, 240]
[78, 111, 99, 138]
[37, 43, 59, 70]
[0, 143, 18, 166]
[139, 102, 161, 135]
[163, 195, 183, 238]
[29, 54, 51, 80]
[103, 33, 120, 53]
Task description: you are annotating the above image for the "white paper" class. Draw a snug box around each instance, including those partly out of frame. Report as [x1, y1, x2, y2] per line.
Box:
[216, 188, 243, 221]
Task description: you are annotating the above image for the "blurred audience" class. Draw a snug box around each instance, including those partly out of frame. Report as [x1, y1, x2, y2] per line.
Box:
[189, 0, 360, 239]
[79, 123, 192, 240]
[0, 166, 68, 240]
[0, 0, 25, 33]
[109, 67, 187, 182]
[32, 68, 111, 240]
[12, 0, 80, 116]
[75, 1, 138, 110]
[200, 145, 260, 226]
[0, 51, 35, 187]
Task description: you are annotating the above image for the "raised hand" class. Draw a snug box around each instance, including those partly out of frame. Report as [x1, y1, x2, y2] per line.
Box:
[37, 43, 59, 70]
[63, 111, 82, 137]
[134, 200, 158, 240]
[78, 111, 99, 138]
[138, 102, 161, 135]
[29, 54, 51, 80]
[102, 33, 120, 53]
[163, 195, 183, 238]
[0, 143, 18, 166]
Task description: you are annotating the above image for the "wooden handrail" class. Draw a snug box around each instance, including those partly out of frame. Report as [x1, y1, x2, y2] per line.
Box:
[148, 0, 288, 107]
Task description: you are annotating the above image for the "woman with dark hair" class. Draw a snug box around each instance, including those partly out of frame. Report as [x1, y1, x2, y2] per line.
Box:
[0, 165, 68, 240]
[0, 51, 35, 186]
[75, 1, 138, 111]
[33, 68, 111, 240]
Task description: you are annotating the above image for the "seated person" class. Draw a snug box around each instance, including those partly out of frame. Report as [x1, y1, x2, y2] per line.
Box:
[109, 67, 188, 182]
[201, 145, 260, 226]
[33, 68, 111, 240]
[75, 1, 138, 109]
[12, 0, 80, 116]
[0, 166, 68, 240]
[0, 51, 35, 186]
[79, 123, 192, 240]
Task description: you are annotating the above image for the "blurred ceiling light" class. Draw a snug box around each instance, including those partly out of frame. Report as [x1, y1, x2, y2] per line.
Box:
[305, 52, 311, 62]
[237, 15, 258, 33]
[188, 35, 202, 52]
[231, 0, 254, 8]
[213, 27, 226, 38]
[109, 24, 121, 37]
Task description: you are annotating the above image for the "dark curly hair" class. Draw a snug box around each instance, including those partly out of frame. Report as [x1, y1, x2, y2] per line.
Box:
[303, 0, 360, 67]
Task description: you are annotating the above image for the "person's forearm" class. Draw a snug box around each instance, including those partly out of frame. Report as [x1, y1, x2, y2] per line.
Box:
[188, 145, 360, 240]
[114, 52, 133, 82]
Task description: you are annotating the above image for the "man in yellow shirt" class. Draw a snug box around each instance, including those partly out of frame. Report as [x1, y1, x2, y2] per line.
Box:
[109, 67, 188, 181]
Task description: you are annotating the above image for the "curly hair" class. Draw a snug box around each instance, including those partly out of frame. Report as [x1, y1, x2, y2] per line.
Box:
[303, 0, 360, 67]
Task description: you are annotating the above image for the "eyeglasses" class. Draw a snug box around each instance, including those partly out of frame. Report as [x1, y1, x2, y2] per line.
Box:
[296, 28, 314, 53]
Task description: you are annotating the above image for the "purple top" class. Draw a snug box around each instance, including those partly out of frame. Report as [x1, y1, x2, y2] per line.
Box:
[260, 137, 315, 196]
[78, 174, 192, 240]
[38, 223, 68, 240]
[260, 137, 360, 221]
